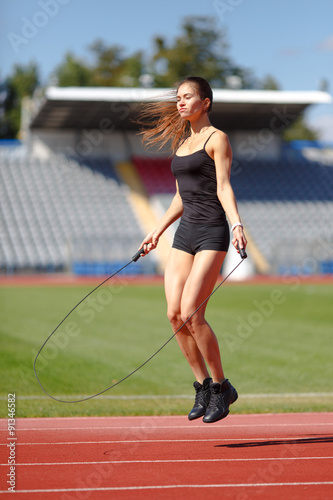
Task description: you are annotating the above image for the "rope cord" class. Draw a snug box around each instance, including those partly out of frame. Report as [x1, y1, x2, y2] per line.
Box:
[33, 252, 245, 403]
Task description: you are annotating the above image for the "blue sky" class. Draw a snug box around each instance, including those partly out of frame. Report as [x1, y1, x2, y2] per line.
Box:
[1, 0, 333, 139]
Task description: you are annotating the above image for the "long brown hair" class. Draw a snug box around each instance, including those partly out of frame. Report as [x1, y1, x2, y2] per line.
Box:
[137, 76, 213, 155]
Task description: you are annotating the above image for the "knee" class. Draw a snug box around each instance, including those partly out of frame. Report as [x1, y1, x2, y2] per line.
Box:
[167, 308, 182, 327]
[168, 307, 205, 332]
[181, 308, 206, 332]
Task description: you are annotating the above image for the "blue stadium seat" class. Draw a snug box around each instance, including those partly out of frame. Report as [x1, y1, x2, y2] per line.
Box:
[132, 155, 333, 275]
[0, 155, 150, 274]
[1, 152, 333, 275]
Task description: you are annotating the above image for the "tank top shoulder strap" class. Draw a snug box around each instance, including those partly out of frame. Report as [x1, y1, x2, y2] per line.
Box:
[203, 130, 217, 150]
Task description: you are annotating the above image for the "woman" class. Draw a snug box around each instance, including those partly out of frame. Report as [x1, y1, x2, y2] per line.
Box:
[138, 76, 247, 423]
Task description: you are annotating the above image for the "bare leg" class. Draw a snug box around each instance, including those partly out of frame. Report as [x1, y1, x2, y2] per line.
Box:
[164, 248, 210, 383]
[180, 250, 227, 383]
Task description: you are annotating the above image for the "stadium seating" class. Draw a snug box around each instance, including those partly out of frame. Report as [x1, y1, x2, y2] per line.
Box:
[132, 156, 175, 195]
[0, 155, 152, 274]
[132, 155, 333, 275]
[1, 151, 333, 276]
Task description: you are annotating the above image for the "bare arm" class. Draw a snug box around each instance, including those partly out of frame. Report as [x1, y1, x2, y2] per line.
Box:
[211, 131, 247, 252]
[140, 181, 183, 254]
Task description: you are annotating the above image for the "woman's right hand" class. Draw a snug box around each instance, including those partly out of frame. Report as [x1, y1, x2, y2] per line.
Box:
[139, 230, 160, 256]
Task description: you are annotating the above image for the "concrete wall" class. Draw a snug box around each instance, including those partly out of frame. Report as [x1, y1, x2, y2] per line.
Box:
[29, 128, 172, 160]
[229, 130, 282, 160]
[29, 128, 282, 161]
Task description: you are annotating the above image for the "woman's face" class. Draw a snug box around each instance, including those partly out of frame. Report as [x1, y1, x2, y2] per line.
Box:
[176, 83, 208, 120]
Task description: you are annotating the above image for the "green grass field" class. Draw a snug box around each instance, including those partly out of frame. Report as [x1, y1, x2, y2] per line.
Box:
[1, 279, 332, 418]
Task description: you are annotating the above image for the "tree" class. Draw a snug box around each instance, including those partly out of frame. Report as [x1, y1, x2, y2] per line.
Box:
[2, 62, 39, 138]
[54, 53, 93, 87]
[88, 39, 124, 86]
[150, 16, 254, 88]
[120, 51, 145, 87]
[53, 43, 145, 88]
[283, 114, 319, 142]
[87, 40, 144, 87]
[260, 74, 281, 90]
[2, 16, 320, 141]
[7, 62, 39, 97]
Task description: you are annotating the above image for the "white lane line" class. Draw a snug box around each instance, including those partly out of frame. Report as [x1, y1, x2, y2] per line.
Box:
[1, 456, 332, 466]
[1, 422, 332, 431]
[0, 435, 331, 446]
[0, 481, 333, 494]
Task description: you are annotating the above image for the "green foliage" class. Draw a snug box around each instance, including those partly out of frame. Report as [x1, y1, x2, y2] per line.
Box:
[1, 15, 319, 140]
[47, 42, 145, 88]
[151, 16, 253, 88]
[260, 74, 281, 90]
[52, 16, 253, 89]
[120, 51, 145, 87]
[55, 52, 93, 87]
[254, 75, 318, 140]
[88, 39, 126, 86]
[283, 114, 319, 142]
[2, 62, 39, 138]
[7, 62, 39, 98]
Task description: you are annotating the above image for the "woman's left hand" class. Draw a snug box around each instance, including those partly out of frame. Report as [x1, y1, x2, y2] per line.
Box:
[232, 226, 247, 254]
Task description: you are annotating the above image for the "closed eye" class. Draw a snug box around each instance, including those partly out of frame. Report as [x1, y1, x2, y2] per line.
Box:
[177, 93, 193, 101]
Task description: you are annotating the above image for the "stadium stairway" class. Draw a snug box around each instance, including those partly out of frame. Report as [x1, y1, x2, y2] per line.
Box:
[131, 155, 333, 275]
[116, 161, 171, 272]
[2, 151, 332, 276]
[0, 155, 155, 275]
[131, 155, 266, 275]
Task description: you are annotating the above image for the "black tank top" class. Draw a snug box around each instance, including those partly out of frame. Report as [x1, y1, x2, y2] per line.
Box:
[171, 131, 226, 225]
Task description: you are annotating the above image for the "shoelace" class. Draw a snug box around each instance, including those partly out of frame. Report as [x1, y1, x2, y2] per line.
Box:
[208, 387, 224, 410]
[194, 386, 205, 407]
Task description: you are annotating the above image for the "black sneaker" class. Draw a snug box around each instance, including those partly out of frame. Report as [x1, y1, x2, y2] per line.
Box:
[188, 377, 212, 421]
[202, 379, 238, 423]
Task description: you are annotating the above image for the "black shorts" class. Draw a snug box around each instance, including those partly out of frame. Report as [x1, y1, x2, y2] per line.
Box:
[172, 219, 230, 255]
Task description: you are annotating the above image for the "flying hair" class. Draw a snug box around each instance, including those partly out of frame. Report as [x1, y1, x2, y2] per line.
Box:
[137, 76, 213, 155]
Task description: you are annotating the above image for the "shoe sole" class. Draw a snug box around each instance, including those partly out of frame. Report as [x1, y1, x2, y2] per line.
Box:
[188, 409, 206, 421]
[188, 402, 210, 420]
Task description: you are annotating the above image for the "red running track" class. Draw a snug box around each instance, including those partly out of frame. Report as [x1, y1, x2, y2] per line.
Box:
[1, 413, 333, 499]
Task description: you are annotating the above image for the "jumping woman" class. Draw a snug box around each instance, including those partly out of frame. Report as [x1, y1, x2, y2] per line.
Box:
[138, 76, 247, 423]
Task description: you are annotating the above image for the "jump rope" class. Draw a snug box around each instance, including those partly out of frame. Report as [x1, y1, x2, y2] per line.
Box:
[33, 244, 247, 403]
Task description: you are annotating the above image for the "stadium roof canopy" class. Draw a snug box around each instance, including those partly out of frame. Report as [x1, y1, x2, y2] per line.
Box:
[30, 86, 332, 131]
